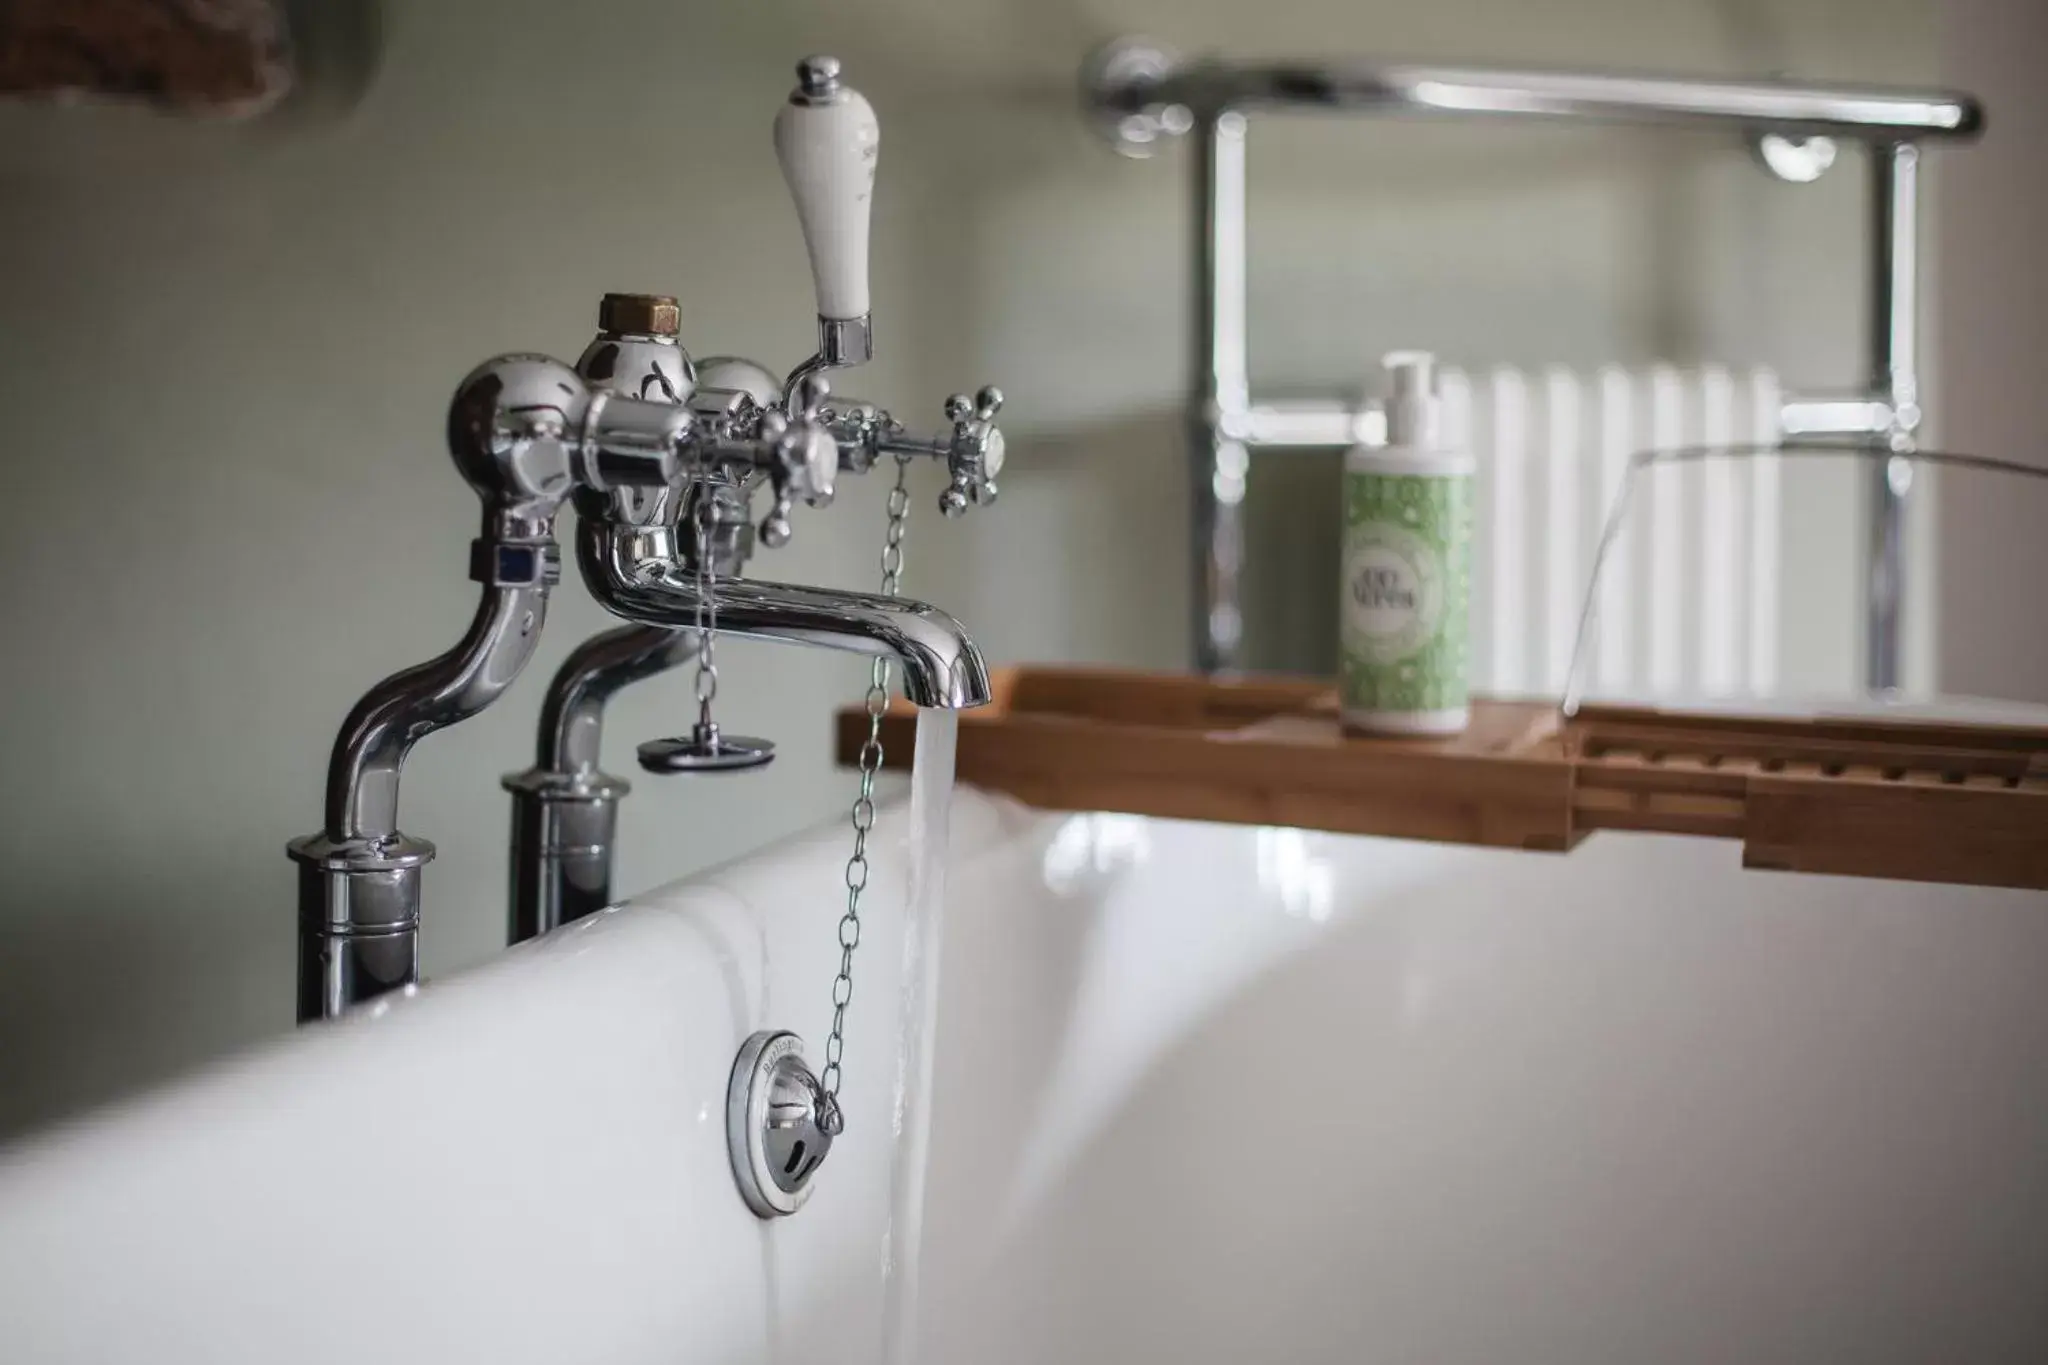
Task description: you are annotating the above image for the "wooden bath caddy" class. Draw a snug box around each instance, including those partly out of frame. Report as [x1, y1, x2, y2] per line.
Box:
[835, 666, 2048, 892]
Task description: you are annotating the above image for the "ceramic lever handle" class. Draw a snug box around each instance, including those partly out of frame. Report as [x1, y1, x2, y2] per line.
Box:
[773, 55, 878, 323]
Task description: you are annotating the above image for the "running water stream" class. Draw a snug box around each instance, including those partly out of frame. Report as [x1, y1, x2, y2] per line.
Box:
[876, 707, 958, 1365]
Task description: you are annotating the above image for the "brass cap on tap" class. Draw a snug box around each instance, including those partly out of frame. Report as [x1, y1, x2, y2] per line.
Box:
[597, 292, 681, 338]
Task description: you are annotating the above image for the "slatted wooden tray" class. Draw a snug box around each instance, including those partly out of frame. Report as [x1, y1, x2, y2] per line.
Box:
[835, 666, 2048, 891]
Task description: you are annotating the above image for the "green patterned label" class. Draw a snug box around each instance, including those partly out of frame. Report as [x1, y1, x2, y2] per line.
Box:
[1340, 469, 1471, 714]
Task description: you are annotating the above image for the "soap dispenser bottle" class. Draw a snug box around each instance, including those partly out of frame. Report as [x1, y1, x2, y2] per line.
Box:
[1340, 351, 1473, 735]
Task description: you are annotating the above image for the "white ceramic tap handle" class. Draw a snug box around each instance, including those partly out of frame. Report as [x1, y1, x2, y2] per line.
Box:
[774, 56, 878, 323]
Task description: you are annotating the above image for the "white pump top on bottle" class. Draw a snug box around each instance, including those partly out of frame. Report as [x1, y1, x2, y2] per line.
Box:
[1356, 350, 1470, 476]
[1381, 350, 1442, 451]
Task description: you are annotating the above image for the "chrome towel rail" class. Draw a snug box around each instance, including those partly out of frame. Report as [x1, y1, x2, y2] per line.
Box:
[1081, 38, 1985, 688]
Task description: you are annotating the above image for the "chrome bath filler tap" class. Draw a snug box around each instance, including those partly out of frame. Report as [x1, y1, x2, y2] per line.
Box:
[288, 56, 1005, 1027]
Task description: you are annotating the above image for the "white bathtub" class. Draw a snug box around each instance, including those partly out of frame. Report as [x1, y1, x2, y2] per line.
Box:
[3, 790, 2045, 1363]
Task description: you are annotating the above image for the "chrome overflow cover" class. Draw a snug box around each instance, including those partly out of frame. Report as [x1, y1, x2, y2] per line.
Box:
[727, 1029, 839, 1218]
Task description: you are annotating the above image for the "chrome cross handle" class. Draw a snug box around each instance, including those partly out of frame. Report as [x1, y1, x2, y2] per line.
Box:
[755, 374, 839, 547]
[819, 386, 1007, 516]
[937, 386, 1005, 515]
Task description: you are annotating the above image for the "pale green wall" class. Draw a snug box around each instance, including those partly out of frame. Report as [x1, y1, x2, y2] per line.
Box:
[0, 0, 1940, 1137]
[1935, 0, 2048, 703]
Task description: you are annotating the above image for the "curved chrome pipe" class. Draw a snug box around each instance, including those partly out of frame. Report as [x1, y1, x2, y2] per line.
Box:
[289, 572, 551, 1021]
[533, 624, 699, 775]
[580, 520, 992, 710]
[325, 583, 549, 839]
[501, 625, 700, 944]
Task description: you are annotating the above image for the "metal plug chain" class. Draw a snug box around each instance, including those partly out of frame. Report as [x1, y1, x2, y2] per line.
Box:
[690, 477, 719, 730]
[817, 452, 914, 1127]
[635, 450, 774, 775]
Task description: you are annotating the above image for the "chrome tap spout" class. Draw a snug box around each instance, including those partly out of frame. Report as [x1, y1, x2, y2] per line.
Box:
[581, 519, 992, 710]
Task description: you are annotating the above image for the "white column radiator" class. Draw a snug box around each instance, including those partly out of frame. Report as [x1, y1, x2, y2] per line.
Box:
[1429, 364, 1785, 704]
